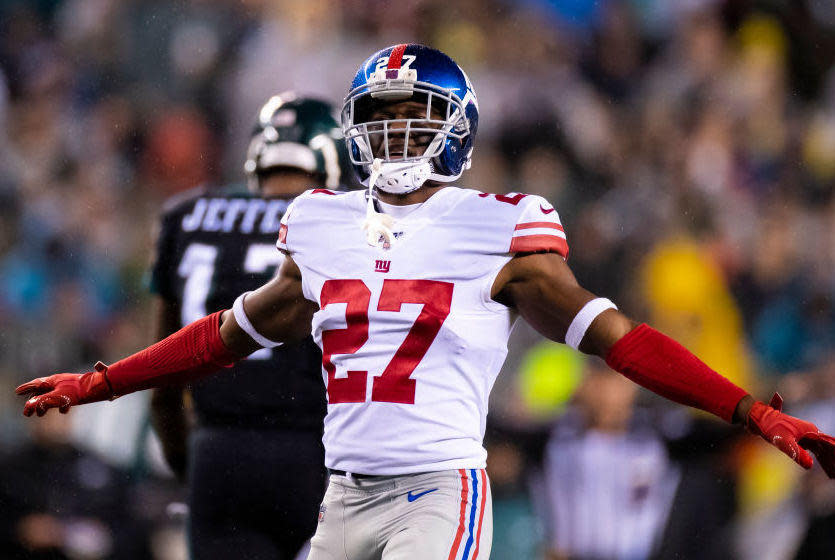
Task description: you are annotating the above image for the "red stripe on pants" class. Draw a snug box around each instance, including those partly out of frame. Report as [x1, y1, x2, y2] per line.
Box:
[447, 469, 469, 560]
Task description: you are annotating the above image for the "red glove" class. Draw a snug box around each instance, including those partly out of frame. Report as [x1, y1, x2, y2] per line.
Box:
[16, 362, 114, 417]
[747, 393, 835, 478]
[16, 310, 238, 417]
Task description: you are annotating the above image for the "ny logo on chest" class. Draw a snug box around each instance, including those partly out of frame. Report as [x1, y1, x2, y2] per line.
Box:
[374, 259, 391, 273]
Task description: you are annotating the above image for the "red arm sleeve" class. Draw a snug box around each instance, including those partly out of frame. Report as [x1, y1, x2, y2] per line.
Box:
[605, 324, 748, 422]
[106, 310, 239, 395]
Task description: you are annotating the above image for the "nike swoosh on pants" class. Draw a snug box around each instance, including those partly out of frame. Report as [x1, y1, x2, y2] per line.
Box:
[407, 488, 439, 502]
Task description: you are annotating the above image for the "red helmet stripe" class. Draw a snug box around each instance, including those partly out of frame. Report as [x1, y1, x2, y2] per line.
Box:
[387, 44, 408, 70]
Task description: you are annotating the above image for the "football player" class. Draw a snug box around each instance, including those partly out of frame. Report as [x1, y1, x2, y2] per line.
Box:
[17, 45, 835, 560]
[148, 94, 346, 559]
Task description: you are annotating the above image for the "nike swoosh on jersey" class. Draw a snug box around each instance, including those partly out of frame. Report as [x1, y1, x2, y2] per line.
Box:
[407, 488, 439, 502]
[540, 205, 555, 214]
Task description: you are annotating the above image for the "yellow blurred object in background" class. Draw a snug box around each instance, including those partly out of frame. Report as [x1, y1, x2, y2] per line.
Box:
[641, 238, 753, 390]
[518, 343, 585, 418]
[737, 439, 802, 515]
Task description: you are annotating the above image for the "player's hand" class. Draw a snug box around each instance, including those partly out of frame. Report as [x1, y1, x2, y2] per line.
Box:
[746, 393, 835, 478]
[15, 362, 114, 417]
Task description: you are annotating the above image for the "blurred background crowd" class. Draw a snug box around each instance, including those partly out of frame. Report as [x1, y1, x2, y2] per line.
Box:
[2, 0, 835, 558]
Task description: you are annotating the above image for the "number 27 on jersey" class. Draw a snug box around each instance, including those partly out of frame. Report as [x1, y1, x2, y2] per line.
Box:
[320, 279, 453, 405]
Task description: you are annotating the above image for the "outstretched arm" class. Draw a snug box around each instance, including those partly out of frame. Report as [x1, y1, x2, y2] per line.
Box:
[17, 256, 317, 417]
[492, 252, 835, 477]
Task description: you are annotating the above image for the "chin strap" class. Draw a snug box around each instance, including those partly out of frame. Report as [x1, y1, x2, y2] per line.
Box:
[362, 158, 397, 250]
[373, 160, 431, 194]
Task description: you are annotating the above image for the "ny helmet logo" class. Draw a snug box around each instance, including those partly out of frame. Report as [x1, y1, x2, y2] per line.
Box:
[375, 260, 391, 273]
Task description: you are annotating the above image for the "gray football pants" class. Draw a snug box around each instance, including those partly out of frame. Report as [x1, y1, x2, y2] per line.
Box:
[307, 469, 492, 560]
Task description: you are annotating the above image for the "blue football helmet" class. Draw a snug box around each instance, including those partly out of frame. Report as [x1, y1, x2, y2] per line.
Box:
[342, 44, 479, 194]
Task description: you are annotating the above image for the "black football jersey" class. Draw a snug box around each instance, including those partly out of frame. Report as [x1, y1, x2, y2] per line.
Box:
[150, 185, 325, 429]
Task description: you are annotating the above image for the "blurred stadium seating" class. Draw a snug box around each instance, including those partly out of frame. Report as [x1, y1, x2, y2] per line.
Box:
[3, 1, 835, 558]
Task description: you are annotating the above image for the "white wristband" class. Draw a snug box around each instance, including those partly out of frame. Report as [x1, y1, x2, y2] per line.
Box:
[232, 292, 283, 349]
[565, 298, 617, 350]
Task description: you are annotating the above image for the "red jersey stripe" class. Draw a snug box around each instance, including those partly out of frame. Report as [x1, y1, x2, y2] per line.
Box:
[472, 469, 488, 559]
[514, 222, 564, 232]
[510, 235, 569, 258]
[447, 469, 469, 560]
[278, 224, 288, 244]
[387, 44, 408, 70]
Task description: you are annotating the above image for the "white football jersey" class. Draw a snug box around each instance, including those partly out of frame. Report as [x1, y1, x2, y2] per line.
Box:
[278, 187, 568, 474]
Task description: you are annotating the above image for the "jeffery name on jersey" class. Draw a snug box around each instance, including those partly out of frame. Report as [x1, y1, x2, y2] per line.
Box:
[152, 187, 293, 323]
[277, 187, 568, 475]
[150, 187, 325, 429]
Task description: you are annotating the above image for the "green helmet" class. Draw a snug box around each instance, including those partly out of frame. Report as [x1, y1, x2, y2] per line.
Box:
[244, 93, 348, 191]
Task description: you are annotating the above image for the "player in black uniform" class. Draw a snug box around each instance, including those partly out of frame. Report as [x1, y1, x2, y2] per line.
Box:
[149, 94, 348, 559]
